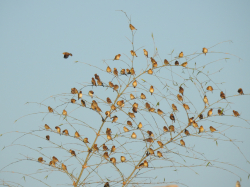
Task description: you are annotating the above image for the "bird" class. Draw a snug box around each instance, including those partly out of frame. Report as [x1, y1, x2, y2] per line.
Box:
[120, 69, 126, 75]
[83, 138, 89, 143]
[199, 125, 204, 133]
[184, 129, 190, 136]
[78, 91, 82, 100]
[169, 125, 175, 132]
[105, 111, 111, 118]
[126, 69, 131, 74]
[91, 78, 97, 86]
[110, 157, 116, 165]
[121, 156, 126, 162]
[144, 160, 148, 167]
[113, 84, 119, 92]
[111, 104, 116, 111]
[113, 54, 121, 60]
[131, 68, 136, 75]
[133, 102, 138, 108]
[130, 93, 135, 100]
[175, 60, 179, 65]
[148, 68, 153, 74]
[112, 116, 118, 123]
[157, 151, 163, 158]
[203, 95, 209, 105]
[46, 135, 50, 140]
[103, 144, 108, 151]
[163, 126, 169, 132]
[172, 104, 178, 111]
[131, 132, 137, 139]
[137, 122, 143, 129]
[192, 121, 198, 128]
[97, 79, 103, 86]
[210, 126, 217, 132]
[180, 139, 185, 146]
[130, 50, 137, 57]
[149, 86, 154, 95]
[48, 106, 53, 113]
[183, 104, 190, 110]
[71, 88, 78, 94]
[218, 109, 224, 116]
[106, 128, 112, 135]
[152, 61, 158, 68]
[107, 97, 112, 104]
[113, 68, 118, 76]
[117, 100, 125, 108]
[170, 114, 175, 123]
[238, 88, 244, 95]
[88, 90, 94, 98]
[233, 110, 240, 117]
[75, 131, 80, 138]
[62, 163, 67, 171]
[103, 152, 109, 160]
[207, 86, 213, 92]
[49, 160, 56, 167]
[179, 52, 184, 58]
[71, 99, 76, 103]
[140, 93, 146, 99]
[123, 126, 129, 132]
[145, 103, 151, 109]
[148, 148, 154, 155]
[157, 109, 164, 115]
[128, 112, 135, 118]
[179, 86, 184, 95]
[157, 141, 163, 148]
[164, 59, 169, 65]
[109, 81, 114, 88]
[220, 91, 226, 99]
[199, 113, 204, 120]
[81, 100, 86, 107]
[143, 49, 148, 57]
[150, 57, 157, 64]
[144, 138, 154, 142]
[45, 124, 50, 130]
[147, 130, 154, 137]
[55, 126, 61, 134]
[106, 66, 112, 73]
[127, 121, 133, 126]
[129, 24, 137, 30]
[132, 80, 137, 88]
[62, 52, 72, 59]
[149, 108, 155, 112]
[62, 109, 67, 116]
[207, 108, 213, 117]
[104, 182, 110, 187]
[202, 47, 208, 55]
[181, 62, 187, 67]
[236, 181, 241, 187]
[69, 149, 76, 156]
[177, 94, 183, 102]
[52, 156, 59, 163]
[62, 129, 69, 136]
[38, 157, 44, 163]
[111, 145, 116, 153]
[93, 144, 99, 152]
[188, 117, 194, 125]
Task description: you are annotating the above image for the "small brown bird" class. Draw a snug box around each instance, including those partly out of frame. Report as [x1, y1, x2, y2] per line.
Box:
[104, 182, 110, 187]
[199, 113, 204, 120]
[145, 102, 151, 109]
[233, 110, 240, 117]
[149, 108, 155, 112]
[169, 125, 175, 132]
[192, 121, 198, 128]
[157, 141, 163, 148]
[143, 49, 148, 57]
[129, 24, 137, 30]
[49, 160, 56, 167]
[183, 104, 190, 110]
[61, 163, 67, 171]
[105, 111, 111, 117]
[130, 50, 137, 57]
[218, 109, 224, 116]
[106, 128, 112, 135]
[170, 114, 175, 123]
[113, 54, 121, 61]
[38, 157, 44, 163]
[175, 60, 179, 66]
[199, 125, 204, 133]
[48, 106, 53, 113]
[207, 108, 213, 117]
[110, 157, 116, 165]
[103, 144, 108, 151]
[93, 144, 99, 152]
[152, 61, 158, 68]
[210, 126, 217, 132]
[71, 99, 76, 103]
[164, 59, 169, 65]
[151, 57, 157, 64]
[71, 87, 78, 94]
[121, 156, 126, 162]
[88, 90, 94, 98]
[127, 121, 133, 126]
[157, 109, 164, 115]
[179, 86, 184, 95]
[181, 62, 187, 67]
[97, 79, 103, 86]
[112, 115, 118, 123]
[163, 126, 169, 132]
[147, 130, 154, 137]
[106, 97, 112, 104]
[236, 181, 241, 187]
[177, 94, 183, 102]
[172, 104, 178, 111]
[75, 131, 80, 138]
[111, 145, 116, 152]
[184, 129, 190, 136]
[106, 66, 112, 73]
[112, 85, 119, 92]
[45, 124, 50, 130]
[109, 81, 114, 88]
[207, 86, 213, 92]
[132, 106, 138, 113]
[220, 91, 226, 99]
[188, 117, 194, 125]
[83, 138, 89, 143]
[78, 91, 82, 100]
[103, 152, 109, 160]
[111, 104, 116, 111]
[132, 80, 137, 88]
[144, 160, 148, 167]
[52, 156, 59, 163]
[123, 126, 129, 132]
[62, 52, 72, 59]
[157, 151, 163, 158]
[144, 138, 154, 143]
[138, 122, 143, 129]
[179, 52, 184, 58]
[140, 93, 146, 99]
[62, 129, 69, 136]
[81, 100, 86, 107]
[202, 47, 208, 55]
[126, 69, 131, 74]
[113, 68, 118, 76]
[128, 112, 135, 118]
[133, 102, 138, 108]
[148, 68, 153, 75]
[131, 132, 137, 139]
[238, 88, 244, 95]
[131, 68, 135, 76]
[94, 74, 100, 80]
[69, 149, 76, 156]
[149, 86, 154, 95]
[120, 69, 126, 75]
[62, 109, 67, 116]
[91, 78, 96, 86]
[130, 93, 135, 100]
[180, 139, 185, 146]
[148, 148, 154, 155]
[46, 135, 50, 140]
[55, 126, 61, 134]
[203, 95, 209, 105]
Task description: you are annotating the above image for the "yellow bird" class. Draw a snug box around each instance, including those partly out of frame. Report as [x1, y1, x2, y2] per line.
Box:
[104, 182, 110, 187]
[112, 116, 118, 123]
[48, 106, 53, 113]
[143, 49, 148, 57]
[184, 129, 190, 136]
[132, 106, 137, 113]
[106, 128, 112, 135]
[71, 87, 78, 94]
[210, 126, 217, 132]
[109, 81, 114, 88]
[157, 109, 164, 115]
[113, 84, 119, 92]
[55, 126, 61, 134]
[145, 102, 151, 109]
[106, 66, 112, 73]
[123, 126, 129, 132]
[169, 125, 175, 132]
[128, 112, 135, 118]
[180, 139, 185, 146]
[49, 160, 56, 167]
[129, 24, 137, 30]
[69, 149, 76, 156]
[131, 68, 135, 75]
[148, 148, 154, 155]
[149, 86, 154, 95]
[179, 51, 184, 58]
[75, 131, 80, 138]
[147, 130, 154, 137]
[175, 60, 179, 65]
[111, 104, 116, 111]
[130, 93, 135, 100]
[127, 121, 133, 126]
[199, 113, 204, 120]
[202, 47, 208, 55]
[121, 156, 126, 162]
[113, 68, 118, 76]
[62, 52, 72, 59]
[52, 156, 59, 163]
[132, 80, 137, 88]
[203, 95, 209, 105]
[113, 54, 121, 61]
[93, 144, 99, 152]
[106, 97, 112, 104]
[144, 138, 154, 142]
[144, 160, 148, 167]
[117, 100, 125, 108]
[97, 79, 103, 86]
[130, 50, 137, 57]
[81, 100, 86, 107]
[103, 152, 109, 160]
[131, 132, 137, 139]
[45, 124, 50, 130]
[148, 68, 153, 75]
[103, 144, 108, 151]
[199, 125, 204, 133]
[140, 93, 146, 99]
[91, 78, 96, 86]
[192, 121, 198, 128]
[133, 102, 138, 108]
[137, 122, 143, 129]
[183, 104, 190, 110]
[126, 69, 131, 74]
[181, 62, 187, 67]
[149, 108, 155, 112]
[207, 108, 213, 117]
[179, 86, 184, 95]
[38, 157, 44, 163]
[78, 91, 82, 100]
[105, 111, 111, 118]
[120, 69, 126, 75]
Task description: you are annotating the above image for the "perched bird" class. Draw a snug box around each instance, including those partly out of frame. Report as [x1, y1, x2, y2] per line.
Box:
[183, 104, 190, 110]
[113, 84, 119, 92]
[71, 88, 78, 94]
[233, 110, 240, 117]
[103, 144, 108, 151]
[106, 128, 112, 135]
[184, 129, 190, 136]
[236, 181, 241, 187]
[169, 125, 175, 132]
[172, 104, 178, 111]
[130, 50, 137, 57]
[130, 93, 135, 100]
[129, 24, 137, 30]
[202, 47, 208, 55]
[121, 156, 126, 162]
[220, 91, 226, 99]
[148, 148, 154, 155]
[105, 111, 111, 117]
[103, 152, 109, 160]
[207, 86, 213, 92]
[62, 52, 72, 59]
[127, 121, 133, 126]
[75, 131, 80, 138]
[143, 49, 148, 57]
[151, 57, 157, 64]
[71, 99, 76, 103]
[145, 102, 151, 109]
[140, 93, 146, 99]
[199, 125, 204, 133]
[113, 54, 121, 61]
[49, 160, 56, 167]
[181, 62, 187, 67]
[210, 126, 217, 132]
[131, 132, 137, 139]
[207, 108, 213, 117]
[179, 86, 184, 95]
[192, 121, 198, 128]
[137, 122, 143, 129]
[106, 97, 112, 104]
[97, 79, 103, 86]
[157, 141, 163, 148]
[163, 126, 169, 132]
[238, 88, 244, 95]
[62, 129, 69, 136]
[133, 102, 138, 108]
[177, 94, 183, 102]
[69, 149, 76, 156]
[91, 78, 97, 86]
[148, 68, 153, 75]
[128, 112, 135, 118]
[120, 69, 126, 75]
[45, 124, 50, 130]
[109, 81, 114, 88]
[157, 151, 163, 158]
[106, 66, 112, 73]
[157, 109, 164, 115]
[48, 106, 53, 113]
[111, 145, 116, 152]
[46, 135, 50, 140]
[149, 108, 155, 112]
[170, 114, 175, 123]
[123, 126, 129, 132]
[132, 106, 137, 113]
[93, 144, 99, 152]
[55, 126, 61, 134]
[149, 86, 154, 95]
[111, 104, 116, 111]
[126, 69, 131, 74]
[175, 60, 179, 66]
[88, 90, 94, 98]
[152, 61, 158, 68]
[147, 130, 154, 137]
[52, 156, 59, 163]
[83, 138, 89, 143]
[144, 160, 148, 167]
[38, 157, 44, 163]
[203, 95, 209, 105]
[104, 182, 110, 187]
[199, 113, 204, 120]
[180, 139, 185, 146]
[110, 157, 116, 165]
[78, 91, 82, 100]
[188, 117, 194, 125]
[130, 68, 135, 75]
[81, 100, 86, 107]
[164, 59, 169, 65]
[62, 109, 67, 116]
[62, 163, 67, 171]
[132, 80, 137, 88]
[218, 109, 224, 116]
[179, 52, 184, 58]
[112, 115, 118, 123]
[94, 74, 100, 80]
[113, 68, 118, 76]
[144, 138, 154, 143]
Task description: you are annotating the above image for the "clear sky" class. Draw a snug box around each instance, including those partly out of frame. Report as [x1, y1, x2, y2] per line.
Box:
[1, 1, 250, 187]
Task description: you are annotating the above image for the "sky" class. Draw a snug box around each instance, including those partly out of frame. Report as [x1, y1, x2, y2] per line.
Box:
[1, 1, 250, 187]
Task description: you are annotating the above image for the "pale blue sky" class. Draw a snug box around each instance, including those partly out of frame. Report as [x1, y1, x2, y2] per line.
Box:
[1, 1, 250, 187]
